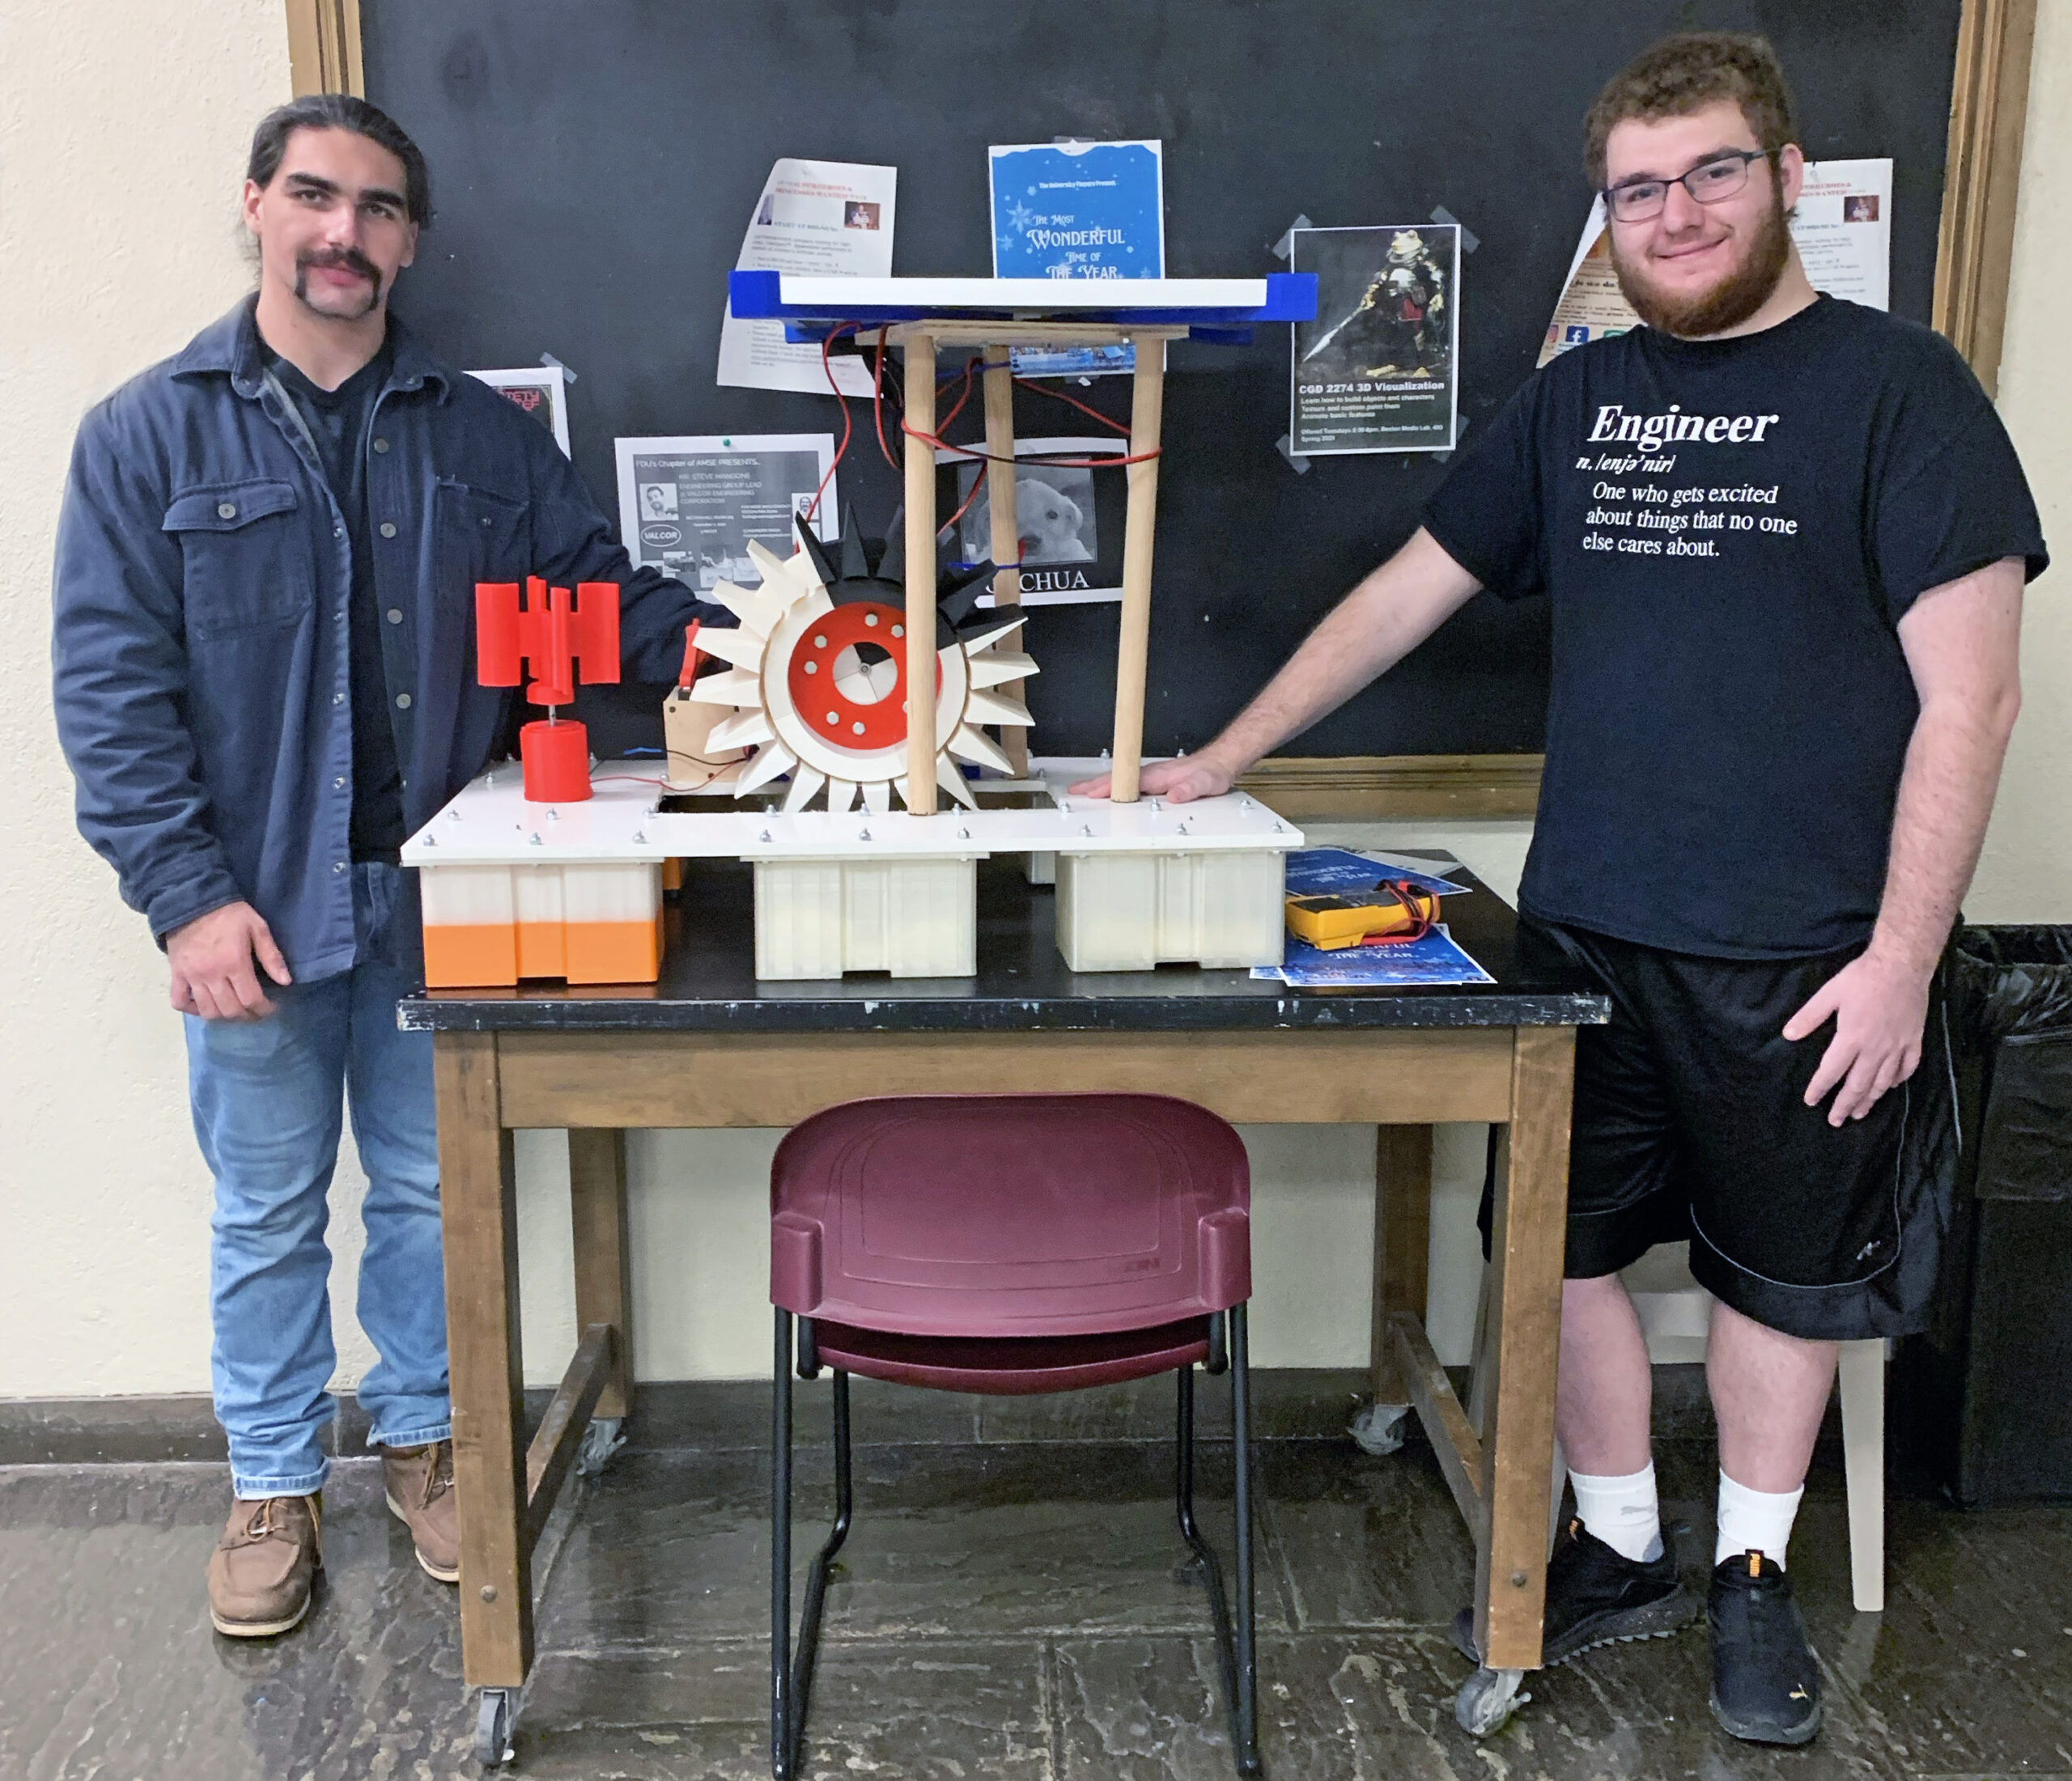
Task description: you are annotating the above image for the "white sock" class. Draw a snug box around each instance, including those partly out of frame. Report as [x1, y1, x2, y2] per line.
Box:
[1714, 1470, 1804, 1569]
[1569, 1462, 1663, 1563]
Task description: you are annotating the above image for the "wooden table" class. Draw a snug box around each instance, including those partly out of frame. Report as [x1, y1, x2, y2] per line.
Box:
[401, 856, 1607, 1754]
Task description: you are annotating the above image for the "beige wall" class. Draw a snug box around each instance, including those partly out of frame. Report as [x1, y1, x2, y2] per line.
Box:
[1, 6, 2064, 1404]
[1974, 0, 2072, 920]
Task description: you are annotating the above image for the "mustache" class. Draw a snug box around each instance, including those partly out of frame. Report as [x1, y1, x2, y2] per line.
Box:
[295, 246, 382, 297]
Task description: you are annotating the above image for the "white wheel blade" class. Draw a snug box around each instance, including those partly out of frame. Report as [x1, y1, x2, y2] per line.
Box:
[957, 618, 1023, 657]
[862, 778, 892, 815]
[936, 759, 980, 809]
[945, 723, 1013, 774]
[827, 779, 860, 813]
[708, 710, 775, 752]
[734, 740, 797, 796]
[964, 689, 1033, 727]
[747, 536, 813, 591]
[692, 625, 770, 670]
[969, 649, 1038, 689]
[780, 765, 827, 813]
[711, 580, 784, 640]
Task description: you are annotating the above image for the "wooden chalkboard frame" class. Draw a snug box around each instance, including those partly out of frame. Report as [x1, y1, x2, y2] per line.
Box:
[282, 0, 2038, 821]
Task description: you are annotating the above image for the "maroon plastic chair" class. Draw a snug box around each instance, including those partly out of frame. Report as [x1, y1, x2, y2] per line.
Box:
[768, 1092, 1259, 1779]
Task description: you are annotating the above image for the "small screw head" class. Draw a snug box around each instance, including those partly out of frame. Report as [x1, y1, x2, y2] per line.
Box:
[1510, 1570, 1529, 1588]
[528, 833, 542, 846]
[759, 829, 772, 842]
[480, 1584, 498, 1602]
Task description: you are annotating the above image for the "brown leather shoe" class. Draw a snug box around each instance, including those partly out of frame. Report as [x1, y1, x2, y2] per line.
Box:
[383, 1440, 460, 1582]
[208, 1494, 322, 1638]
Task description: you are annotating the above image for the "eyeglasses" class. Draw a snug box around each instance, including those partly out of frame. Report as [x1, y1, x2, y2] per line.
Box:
[1603, 148, 1776, 223]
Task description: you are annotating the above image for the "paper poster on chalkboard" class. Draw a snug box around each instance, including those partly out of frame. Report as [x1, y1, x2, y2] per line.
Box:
[1289, 224, 1460, 455]
[470, 366, 570, 455]
[614, 434, 834, 590]
[989, 139, 1164, 378]
[934, 437, 1127, 607]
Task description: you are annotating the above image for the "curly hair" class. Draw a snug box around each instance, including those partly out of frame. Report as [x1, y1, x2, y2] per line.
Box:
[1583, 32, 1800, 190]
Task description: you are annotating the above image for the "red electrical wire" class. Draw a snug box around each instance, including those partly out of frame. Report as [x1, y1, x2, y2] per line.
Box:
[800, 322, 864, 528]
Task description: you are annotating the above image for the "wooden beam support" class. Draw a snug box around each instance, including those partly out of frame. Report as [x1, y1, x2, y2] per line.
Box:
[1109, 332, 1166, 804]
[1471, 1027, 1577, 1674]
[1236, 753, 1543, 821]
[1934, 0, 2040, 395]
[522, 1322, 617, 1554]
[1370, 1125, 1434, 1404]
[877, 321, 1188, 350]
[283, 0, 363, 96]
[902, 333, 938, 814]
[982, 358, 1030, 776]
[494, 1028, 1518, 1131]
[1391, 1311, 1483, 1529]
[435, 1032, 533, 1688]
[567, 1129, 633, 1419]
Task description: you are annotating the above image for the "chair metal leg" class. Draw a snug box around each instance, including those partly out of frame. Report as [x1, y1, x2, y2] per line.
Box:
[772, 1307, 854, 1781]
[1231, 1304, 1260, 1775]
[1174, 1306, 1263, 1776]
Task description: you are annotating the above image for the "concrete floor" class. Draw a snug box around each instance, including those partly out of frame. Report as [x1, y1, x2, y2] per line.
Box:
[2, 1421, 2069, 1780]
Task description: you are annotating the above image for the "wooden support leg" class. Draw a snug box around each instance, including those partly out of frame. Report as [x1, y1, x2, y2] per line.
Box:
[980, 358, 1029, 776]
[903, 333, 939, 815]
[1369, 1125, 1433, 1404]
[1473, 1027, 1577, 1675]
[567, 1129, 633, 1419]
[1109, 332, 1166, 804]
[435, 1033, 534, 1690]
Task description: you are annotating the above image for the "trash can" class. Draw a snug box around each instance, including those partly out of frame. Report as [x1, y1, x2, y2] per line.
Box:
[1896, 926, 2072, 1505]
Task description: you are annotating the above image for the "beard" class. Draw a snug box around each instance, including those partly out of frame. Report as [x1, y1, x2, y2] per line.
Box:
[1610, 193, 1791, 337]
[293, 246, 383, 319]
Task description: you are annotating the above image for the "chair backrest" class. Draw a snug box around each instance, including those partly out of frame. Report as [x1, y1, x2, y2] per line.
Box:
[770, 1093, 1250, 1335]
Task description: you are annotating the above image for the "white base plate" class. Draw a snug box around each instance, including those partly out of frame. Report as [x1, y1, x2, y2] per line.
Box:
[402, 759, 1304, 867]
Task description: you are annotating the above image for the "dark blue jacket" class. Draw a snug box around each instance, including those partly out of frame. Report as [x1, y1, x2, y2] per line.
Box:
[53, 298, 722, 981]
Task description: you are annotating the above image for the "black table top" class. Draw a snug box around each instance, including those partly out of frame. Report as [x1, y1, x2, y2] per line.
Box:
[401, 853, 1608, 1035]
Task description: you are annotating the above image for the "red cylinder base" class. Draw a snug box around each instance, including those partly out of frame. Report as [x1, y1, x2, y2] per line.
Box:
[520, 719, 592, 803]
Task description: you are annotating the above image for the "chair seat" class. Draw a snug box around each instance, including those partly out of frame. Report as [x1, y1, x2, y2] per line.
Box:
[812, 1316, 1212, 1396]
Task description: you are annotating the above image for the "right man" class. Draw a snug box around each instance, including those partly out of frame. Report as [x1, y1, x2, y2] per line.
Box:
[1078, 32, 2045, 1745]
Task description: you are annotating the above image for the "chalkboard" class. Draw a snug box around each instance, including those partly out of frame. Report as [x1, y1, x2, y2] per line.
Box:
[361, 0, 1962, 762]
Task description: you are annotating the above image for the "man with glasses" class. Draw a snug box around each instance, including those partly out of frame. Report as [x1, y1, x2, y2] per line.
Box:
[52, 95, 720, 1640]
[1076, 32, 2045, 1744]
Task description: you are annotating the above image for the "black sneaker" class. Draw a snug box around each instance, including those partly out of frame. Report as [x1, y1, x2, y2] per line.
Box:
[1708, 1550, 1822, 1745]
[1451, 1519, 1696, 1667]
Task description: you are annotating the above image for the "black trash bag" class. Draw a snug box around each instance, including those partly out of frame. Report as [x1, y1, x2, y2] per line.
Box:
[1949, 926, 2072, 1206]
[1898, 925, 2072, 1503]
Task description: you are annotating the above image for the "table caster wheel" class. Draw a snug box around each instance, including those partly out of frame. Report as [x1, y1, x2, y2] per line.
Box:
[475, 1687, 515, 1768]
[576, 1416, 626, 1478]
[1454, 1665, 1530, 1736]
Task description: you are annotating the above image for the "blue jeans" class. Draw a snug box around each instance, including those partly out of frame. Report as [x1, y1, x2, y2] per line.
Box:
[184, 864, 448, 1498]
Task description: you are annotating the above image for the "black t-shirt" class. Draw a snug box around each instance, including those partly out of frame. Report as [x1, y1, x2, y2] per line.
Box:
[1424, 296, 2048, 959]
[264, 336, 405, 861]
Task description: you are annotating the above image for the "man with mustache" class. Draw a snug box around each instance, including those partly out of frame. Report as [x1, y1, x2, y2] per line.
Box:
[1078, 33, 2045, 1744]
[52, 95, 721, 1639]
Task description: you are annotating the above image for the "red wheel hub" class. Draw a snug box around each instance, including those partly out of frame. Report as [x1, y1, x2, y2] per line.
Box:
[785, 603, 940, 751]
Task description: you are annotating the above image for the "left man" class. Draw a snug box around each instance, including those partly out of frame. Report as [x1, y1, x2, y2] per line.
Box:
[52, 95, 723, 1639]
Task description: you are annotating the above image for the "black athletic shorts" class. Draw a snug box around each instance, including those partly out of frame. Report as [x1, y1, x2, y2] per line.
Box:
[1493, 916, 1961, 1342]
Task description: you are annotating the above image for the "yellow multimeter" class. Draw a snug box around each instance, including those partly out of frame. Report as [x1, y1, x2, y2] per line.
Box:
[1284, 880, 1440, 951]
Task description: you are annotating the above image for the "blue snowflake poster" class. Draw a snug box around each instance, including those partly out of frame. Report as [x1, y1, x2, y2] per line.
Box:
[987, 140, 1164, 376]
